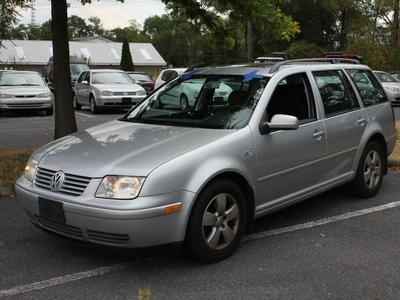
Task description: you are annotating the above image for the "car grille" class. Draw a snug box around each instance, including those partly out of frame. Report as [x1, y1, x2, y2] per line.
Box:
[14, 95, 37, 98]
[34, 168, 91, 196]
[113, 91, 138, 96]
[87, 230, 129, 245]
[36, 216, 84, 240]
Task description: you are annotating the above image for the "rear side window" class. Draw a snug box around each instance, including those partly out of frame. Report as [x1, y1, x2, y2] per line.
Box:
[313, 70, 360, 117]
[346, 69, 388, 106]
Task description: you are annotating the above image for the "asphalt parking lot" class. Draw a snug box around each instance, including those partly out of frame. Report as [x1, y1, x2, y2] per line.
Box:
[1, 172, 400, 299]
[1, 108, 400, 299]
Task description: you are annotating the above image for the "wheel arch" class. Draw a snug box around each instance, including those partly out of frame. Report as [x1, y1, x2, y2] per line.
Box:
[191, 171, 256, 235]
[367, 133, 388, 174]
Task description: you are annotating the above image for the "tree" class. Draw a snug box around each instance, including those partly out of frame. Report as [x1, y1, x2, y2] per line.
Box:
[51, 0, 77, 139]
[120, 37, 135, 71]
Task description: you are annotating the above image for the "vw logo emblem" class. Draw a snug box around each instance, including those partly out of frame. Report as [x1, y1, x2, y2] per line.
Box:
[50, 171, 65, 191]
[123, 92, 128, 96]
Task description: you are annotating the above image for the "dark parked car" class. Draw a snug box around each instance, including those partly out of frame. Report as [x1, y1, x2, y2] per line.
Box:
[126, 71, 155, 95]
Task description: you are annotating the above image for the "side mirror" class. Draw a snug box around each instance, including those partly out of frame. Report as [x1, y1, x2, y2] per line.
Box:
[259, 114, 299, 135]
[81, 80, 89, 85]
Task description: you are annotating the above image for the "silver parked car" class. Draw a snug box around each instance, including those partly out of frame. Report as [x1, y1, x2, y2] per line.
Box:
[373, 70, 400, 106]
[73, 69, 146, 113]
[0, 70, 53, 116]
[16, 59, 397, 263]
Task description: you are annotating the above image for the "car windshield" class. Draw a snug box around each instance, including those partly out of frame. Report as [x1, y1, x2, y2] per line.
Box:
[92, 72, 134, 84]
[128, 73, 151, 82]
[70, 64, 89, 74]
[121, 73, 268, 129]
[374, 72, 398, 83]
[0, 72, 45, 86]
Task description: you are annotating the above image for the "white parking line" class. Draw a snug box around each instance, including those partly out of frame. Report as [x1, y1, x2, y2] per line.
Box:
[0, 263, 130, 297]
[243, 200, 400, 241]
[74, 111, 97, 118]
[1, 201, 400, 297]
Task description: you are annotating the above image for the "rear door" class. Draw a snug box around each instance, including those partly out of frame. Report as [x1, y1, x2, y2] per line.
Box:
[312, 69, 366, 182]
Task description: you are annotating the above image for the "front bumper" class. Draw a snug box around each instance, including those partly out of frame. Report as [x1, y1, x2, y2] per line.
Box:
[0, 98, 53, 110]
[94, 95, 145, 109]
[15, 176, 195, 249]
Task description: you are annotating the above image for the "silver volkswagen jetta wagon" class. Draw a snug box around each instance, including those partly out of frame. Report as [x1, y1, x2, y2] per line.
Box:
[16, 59, 398, 263]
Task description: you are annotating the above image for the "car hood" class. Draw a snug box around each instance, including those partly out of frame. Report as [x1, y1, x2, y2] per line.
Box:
[1, 86, 50, 94]
[36, 120, 232, 177]
[93, 83, 144, 91]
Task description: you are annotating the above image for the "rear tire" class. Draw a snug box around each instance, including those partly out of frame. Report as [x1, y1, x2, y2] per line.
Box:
[350, 141, 384, 198]
[185, 179, 247, 263]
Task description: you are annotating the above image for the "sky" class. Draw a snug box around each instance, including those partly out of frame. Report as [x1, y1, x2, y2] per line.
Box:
[17, 0, 167, 30]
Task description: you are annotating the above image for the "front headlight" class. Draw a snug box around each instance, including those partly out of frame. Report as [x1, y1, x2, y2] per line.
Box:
[95, 176, 145, 199]
[24, 156, 38, 182]
[36, 92, 52, 98]
[136, 90, 146, 96]
[0, 93, 14, 98]
[384, 85, 400, 92]
[101, 90, 114, 96]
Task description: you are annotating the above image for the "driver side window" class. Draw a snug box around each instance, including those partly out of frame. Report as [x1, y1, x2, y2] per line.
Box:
[267, 73, 315, 122]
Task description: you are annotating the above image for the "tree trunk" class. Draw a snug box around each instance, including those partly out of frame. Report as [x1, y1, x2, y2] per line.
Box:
[247, 21, 253, 59]
[51, 0, 77, 140]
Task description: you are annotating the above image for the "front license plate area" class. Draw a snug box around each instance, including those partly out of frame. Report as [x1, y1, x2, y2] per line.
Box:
[39, 198, 65, 224]
[122, 97, 132, 104]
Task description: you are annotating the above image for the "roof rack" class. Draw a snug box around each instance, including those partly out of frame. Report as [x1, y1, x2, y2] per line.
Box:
[185, 58, 279, 73]
[268, 58, 360, 74]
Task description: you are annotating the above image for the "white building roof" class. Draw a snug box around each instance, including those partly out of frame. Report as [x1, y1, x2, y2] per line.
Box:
[0, 40, 166, 67]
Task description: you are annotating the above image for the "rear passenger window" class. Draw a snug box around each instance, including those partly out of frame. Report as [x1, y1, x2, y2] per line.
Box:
[346, 69, 388, 106]
[313, 70, 360, 117]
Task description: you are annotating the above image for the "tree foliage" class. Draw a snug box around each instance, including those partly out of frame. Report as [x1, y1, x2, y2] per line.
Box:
[0, 0, 30, 40]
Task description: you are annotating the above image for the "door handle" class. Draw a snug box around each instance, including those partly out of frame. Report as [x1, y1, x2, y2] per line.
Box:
[357, 117, 367, 126]
[313, 130, 325, 140]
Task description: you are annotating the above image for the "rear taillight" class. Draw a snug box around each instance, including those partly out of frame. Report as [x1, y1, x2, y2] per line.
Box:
[149, 83, 155, 89]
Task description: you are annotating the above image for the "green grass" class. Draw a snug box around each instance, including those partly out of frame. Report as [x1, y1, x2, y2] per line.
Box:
[0, 149, 34, 182]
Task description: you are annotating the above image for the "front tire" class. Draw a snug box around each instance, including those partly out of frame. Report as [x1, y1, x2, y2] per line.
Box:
[90, 95, 98, 114]
[45, 107, 53, 116]
[73, 94, 81, 110]
[185, 179, 247, 263]
[350, 141, 384, 198]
